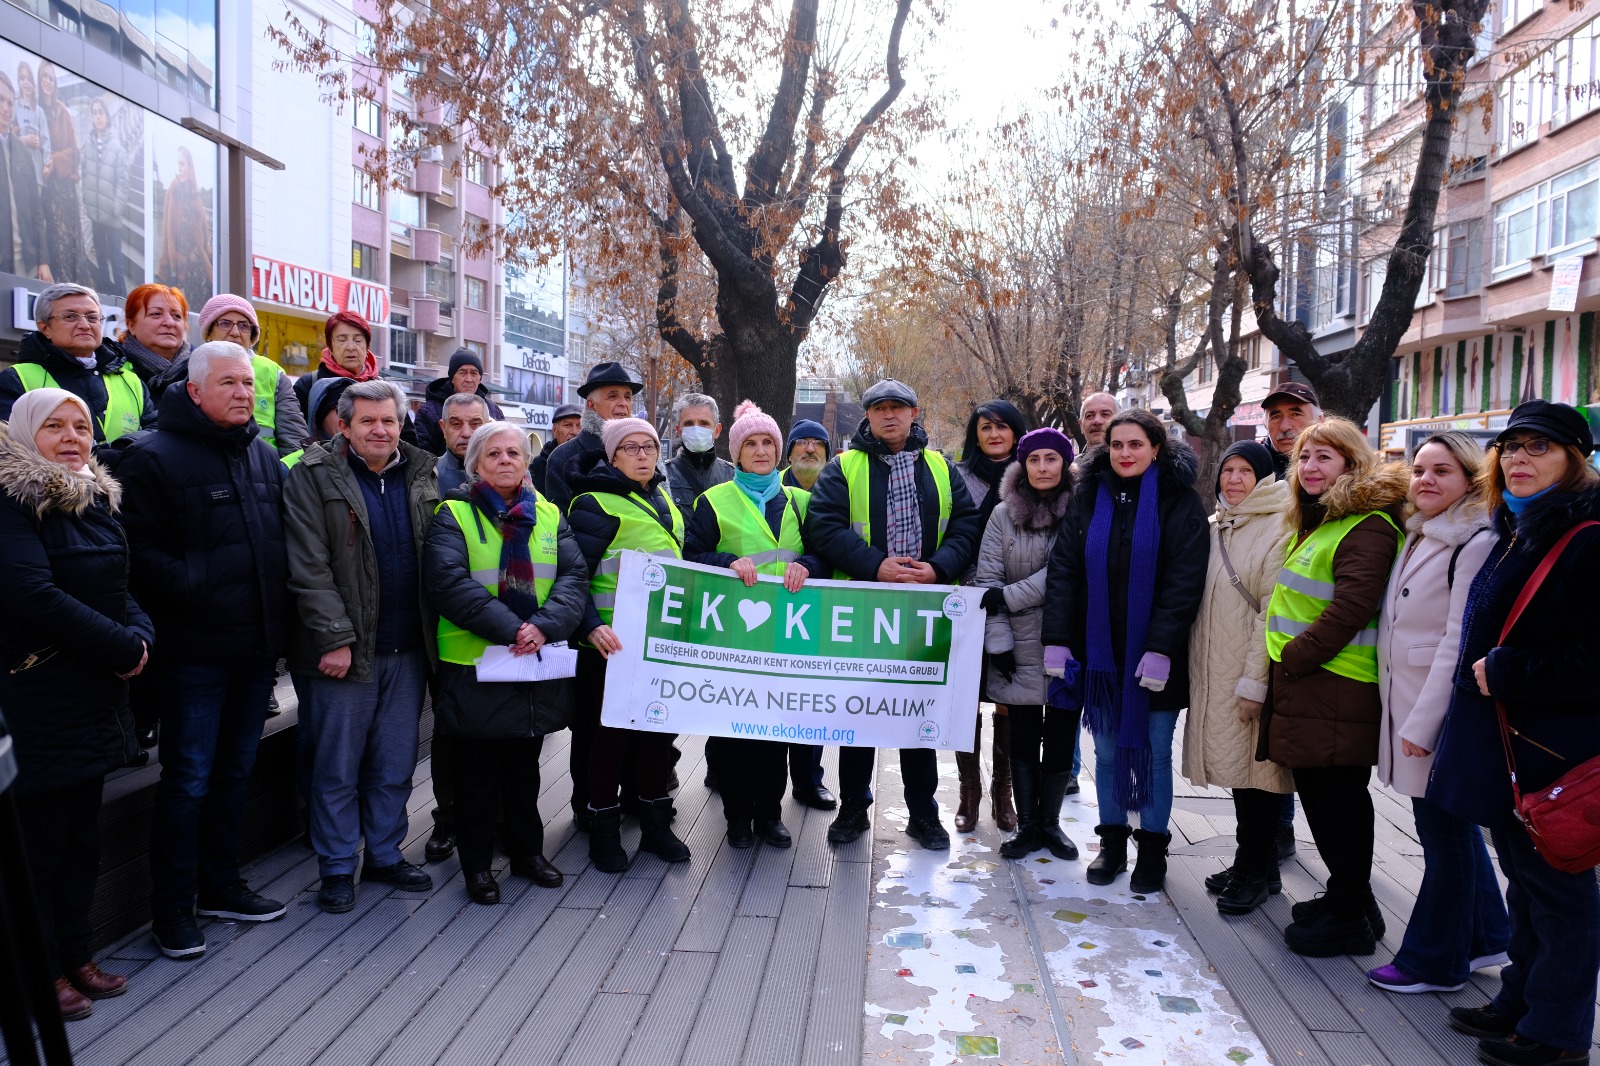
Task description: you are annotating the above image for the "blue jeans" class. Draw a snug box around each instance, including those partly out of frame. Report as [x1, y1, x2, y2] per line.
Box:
[299, 651, 427, 877]
[839, 747, 934, 821]
[148, 657, 276, 913]
[1394, 795, 1510, 985]
[1092, 710, 1177, 833]
[1489, 815, 1600, 1050]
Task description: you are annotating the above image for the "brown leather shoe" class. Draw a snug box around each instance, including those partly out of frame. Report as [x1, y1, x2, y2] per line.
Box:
[67, 961, 127, 999]
[509, 855, 564, 888]
[55, 977, 92, 1020]
[465, 871, 500, 905]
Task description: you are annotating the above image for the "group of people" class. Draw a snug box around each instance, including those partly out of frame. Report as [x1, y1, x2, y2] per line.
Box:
[0, 282, 1595, 1066]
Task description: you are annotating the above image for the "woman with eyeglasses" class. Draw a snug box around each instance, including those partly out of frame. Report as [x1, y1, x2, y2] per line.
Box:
[195, 295, 309, 459]
[566, 416, 692, 872]
[1428, 401, 1600, 1066]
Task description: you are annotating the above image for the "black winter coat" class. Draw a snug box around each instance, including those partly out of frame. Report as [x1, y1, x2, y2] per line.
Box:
[1428, 482, 1600, 826]
[422, 487, 589, 739]
[413, 376, 505, 456]
[1040, 441, 1210, 713]
[541, 428, 604, 513]
[0, 333, 157, 447]
[663, 446, 735, 513]
[0, 426, 152, 793]
[685, 484, 824, 577]
[804, 421, 983, 584]
[116, 386, 290, 661]
[530, 436, 559, 495]
[566, 451, 681, 639]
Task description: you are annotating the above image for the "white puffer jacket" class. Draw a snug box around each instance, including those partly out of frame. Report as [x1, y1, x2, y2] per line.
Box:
[1375, 497, 1493, 797]
[1181, 476, 1295, 792]
[975, 464, 1071, 705]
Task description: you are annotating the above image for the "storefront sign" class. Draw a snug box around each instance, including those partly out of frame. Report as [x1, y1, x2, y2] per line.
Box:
[600, 553, 983, 750]
[1229, 402, 1265, 427]
[251, 256, 388, 324]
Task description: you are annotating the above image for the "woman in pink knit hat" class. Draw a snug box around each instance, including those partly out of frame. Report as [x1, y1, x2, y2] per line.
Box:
[194, 294, 308, 459]
[684, 401, 827, 849]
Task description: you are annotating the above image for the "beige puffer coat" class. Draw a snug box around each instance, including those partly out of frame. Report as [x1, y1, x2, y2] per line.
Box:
[1181, 476, 1295, 793]
[1375, 497, 1493, 797]
[976, 463, 1071, 705]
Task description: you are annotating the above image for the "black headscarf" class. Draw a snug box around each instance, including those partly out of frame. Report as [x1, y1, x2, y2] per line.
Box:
[961, 399, 1028, 524]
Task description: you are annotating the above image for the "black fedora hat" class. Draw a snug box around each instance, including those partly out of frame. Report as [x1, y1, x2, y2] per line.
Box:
[577, 361, 641, 398]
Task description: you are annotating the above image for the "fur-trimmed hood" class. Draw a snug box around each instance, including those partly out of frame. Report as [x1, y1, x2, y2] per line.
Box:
[997, 460, 1071, 531]
[1498, 479, 1600, 555]
[1306, 460, 1409, 525]
[1406, 493, 1491, 547]
[1077, 437, 1200, 494]
[0, 421, 119, 518]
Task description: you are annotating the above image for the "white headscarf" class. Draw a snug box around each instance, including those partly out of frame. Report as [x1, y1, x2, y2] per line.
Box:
[8, 387, 94, 458]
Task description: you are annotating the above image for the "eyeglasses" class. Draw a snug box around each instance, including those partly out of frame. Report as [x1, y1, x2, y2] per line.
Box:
[1499, 438, 1553, 456]
[615, 442, 659, 458]
[213, 318, 255, 336]
[49, 311, 102, 326]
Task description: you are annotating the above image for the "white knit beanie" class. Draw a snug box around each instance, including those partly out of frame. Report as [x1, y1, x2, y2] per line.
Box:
[601, 416, 660, 460]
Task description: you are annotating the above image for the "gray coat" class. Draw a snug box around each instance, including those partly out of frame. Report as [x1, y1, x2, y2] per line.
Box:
[80, 126, 127, 225]
[283, 437, 440, 681]
[975, 463, 1071, 705]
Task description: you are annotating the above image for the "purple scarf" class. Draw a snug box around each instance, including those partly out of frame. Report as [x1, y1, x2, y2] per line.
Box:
[469, 479, 543, 620]
[1082, 465, 1161, 810]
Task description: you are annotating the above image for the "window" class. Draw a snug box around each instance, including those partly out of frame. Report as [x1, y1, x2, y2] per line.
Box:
[1430, 219, 1483, 297]
[1245, 335, 1263, 370]
[352, 95, 381, 137]
[464, 150, 490, 186]
[389, 312, 417, 365]
[465, 276, 487, 310]
[1496, 51, 1555, 153]
[1501, 0, 1542, 33]
[389, 192, 421, 240]
[353, 167, 380, 210]
[464, 340, 486, 360]
[1310, 206, 1355, 329]
[1360, 258, 1388, 325]
[1493, 159, 1600, 277]
[1368, 38, 1423, 130]
[351, 241, 380, 281]
[1552, 18, 1600, 126]
[506, 366, 566, 407]
[1196, 350, 1211, 384]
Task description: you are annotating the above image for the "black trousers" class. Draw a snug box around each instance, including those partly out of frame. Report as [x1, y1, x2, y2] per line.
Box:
[16, 777, 103, 976]
[1292, 764, 1374, 914]
[455, 737, 544, 875]
[706, 737, 787, 823]
[1008, 704, 1080, 774]
[1232, 787, 1284, 878]
[428, 674, 457, 825]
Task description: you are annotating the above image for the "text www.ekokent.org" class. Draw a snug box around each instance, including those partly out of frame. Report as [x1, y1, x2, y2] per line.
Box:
[729, 721, 856, 744]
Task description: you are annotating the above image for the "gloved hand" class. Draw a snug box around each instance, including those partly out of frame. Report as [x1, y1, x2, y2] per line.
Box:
[980, 586, 1007, 612]
[1043, 645, 1073, 678]
[1136, 651, 1170, 692]
[992, 649, 1017, 682]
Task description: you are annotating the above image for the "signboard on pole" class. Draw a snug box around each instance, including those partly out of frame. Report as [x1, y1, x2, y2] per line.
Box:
[600, 553, 984, 751]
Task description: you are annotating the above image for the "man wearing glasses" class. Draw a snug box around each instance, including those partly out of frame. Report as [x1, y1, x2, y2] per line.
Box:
[0, 282, 154, 457]
[195, 295, 309, 460]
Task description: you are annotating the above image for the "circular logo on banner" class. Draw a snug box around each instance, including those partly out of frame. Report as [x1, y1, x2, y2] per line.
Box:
[645, 701, 670, 725]
[942, 593, 966, 619]
[642, 562, 667, 589]
[918, 720, 941, 742]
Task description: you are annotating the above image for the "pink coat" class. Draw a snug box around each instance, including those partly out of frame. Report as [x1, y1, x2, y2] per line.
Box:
[1375, 498, 1493, 797]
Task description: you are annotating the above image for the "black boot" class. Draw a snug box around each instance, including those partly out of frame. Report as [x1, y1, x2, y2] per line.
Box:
[588, 805, 629, 873]
[637, 797, 690, 863]
[1036, 771, 1079, 859]
[999, 750, 1041, 859]
[1086, 824, 1131, 885]
[1129, 828, 1171, 894]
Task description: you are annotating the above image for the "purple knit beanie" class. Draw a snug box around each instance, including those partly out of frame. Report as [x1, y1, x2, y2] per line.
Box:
[1016, 426, 1075, 466]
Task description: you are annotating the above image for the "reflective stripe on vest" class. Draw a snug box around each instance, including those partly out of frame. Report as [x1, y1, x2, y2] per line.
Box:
[700, 481, 809, 576]
[435, 497, 562, 665]
[13, 361, 144, 442]
[1264, 509, 1403, 683]
[835, 447, 951, 579]
[576, 490, 684, 623]
[252, 355, 279, 448]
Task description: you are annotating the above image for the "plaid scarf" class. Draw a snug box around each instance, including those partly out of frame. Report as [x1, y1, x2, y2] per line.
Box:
[882, 450, 922, 558]
[469, 480, 543, 620]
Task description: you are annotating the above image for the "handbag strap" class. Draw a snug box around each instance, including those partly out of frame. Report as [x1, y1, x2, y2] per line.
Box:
[1494, 519, 1600, 807]
[1215, 530, 1261, 613]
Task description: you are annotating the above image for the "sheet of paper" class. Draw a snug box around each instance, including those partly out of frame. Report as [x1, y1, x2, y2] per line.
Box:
[475, 641, 578, 683]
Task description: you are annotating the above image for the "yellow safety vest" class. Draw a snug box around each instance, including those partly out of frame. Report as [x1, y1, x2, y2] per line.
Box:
[700, 481, 809, 576]
[575, 489, 684, 625]
[434, 497, 563, 665]
[252, 355, 280, 449]
[1265, 510, 1403, 683]
[13, 361, 144, 442]
[835, 447, 951, 579]
[281, 449, 304, 468]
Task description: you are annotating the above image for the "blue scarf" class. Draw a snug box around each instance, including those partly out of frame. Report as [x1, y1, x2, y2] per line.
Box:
[469, 479, 543, 621]
[1503, 484, 1556, 514]
[734, 468, 783, 510]
[1082, 465, 1161, 811]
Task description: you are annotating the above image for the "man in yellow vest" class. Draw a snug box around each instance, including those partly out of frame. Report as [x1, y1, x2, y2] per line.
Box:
[0, 282, 155, 457]
[805, 379, 983, 850]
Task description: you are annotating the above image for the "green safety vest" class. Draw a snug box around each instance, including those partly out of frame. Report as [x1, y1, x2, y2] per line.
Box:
[434, 497, 563, 665]
[12, 361, 144, 442]
[835, 447, 952, 579]
[575, 490, 684, 625]
[700, 481, 810, 576]
[281, 449, 304, 468]
[1265, 510, 1404, 683]
[252, 355, 280, 449]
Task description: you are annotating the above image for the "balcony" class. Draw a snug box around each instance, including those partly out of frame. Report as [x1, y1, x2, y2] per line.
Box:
[413, 160, 443, 196]
[410, 227, 453, 264]
[410, 293, 441, 332]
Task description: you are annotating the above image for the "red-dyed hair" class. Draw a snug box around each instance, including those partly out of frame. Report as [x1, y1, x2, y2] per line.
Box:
[123, 283, 189, 325]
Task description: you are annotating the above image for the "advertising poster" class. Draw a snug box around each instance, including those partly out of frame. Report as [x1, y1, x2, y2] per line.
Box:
[600, 553, 984, 752]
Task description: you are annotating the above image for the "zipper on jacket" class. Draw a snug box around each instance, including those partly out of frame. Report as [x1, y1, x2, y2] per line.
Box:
[347, 507, 358, 547]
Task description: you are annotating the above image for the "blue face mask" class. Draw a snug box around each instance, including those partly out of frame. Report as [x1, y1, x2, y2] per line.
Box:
[1503, 483, 1556, 514]
[679, 425, 716, 453]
